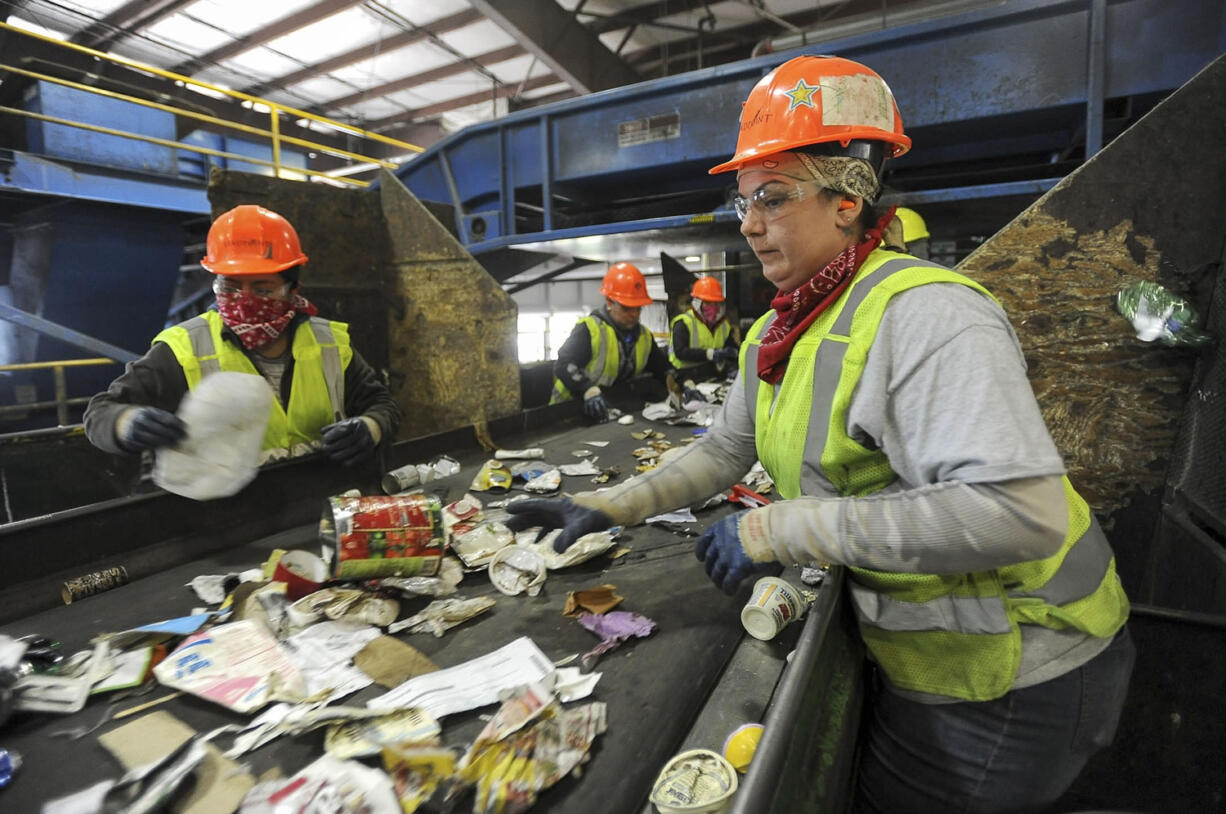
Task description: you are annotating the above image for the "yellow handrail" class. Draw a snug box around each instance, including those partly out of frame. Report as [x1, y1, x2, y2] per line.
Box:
[0, 19, 423, 180]
[0, 358, 120, 425]
[0, 105, 367, 187]
[0, 358, 118, 372]
[0, 63, 398, 168]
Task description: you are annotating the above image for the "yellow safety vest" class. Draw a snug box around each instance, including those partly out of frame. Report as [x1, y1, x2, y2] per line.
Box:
[741, 248, 1129, 701]
[155, 311, 352, 462]
[668, 311, 732, 369]
[550, 315, 653, 404]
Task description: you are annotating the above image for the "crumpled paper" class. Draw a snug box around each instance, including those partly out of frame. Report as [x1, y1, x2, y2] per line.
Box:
[154, 371, 272, 501]
[387, 596, 496, 637]
[153, 619, 306, 713]
[578, 611, 656, 671]
[239, 753, 399, 813]
[457, 683, 608, 814]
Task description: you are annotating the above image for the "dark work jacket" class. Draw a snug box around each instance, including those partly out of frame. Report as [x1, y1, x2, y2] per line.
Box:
[84, 312, 402, 455]
[552, 306, 677, 400]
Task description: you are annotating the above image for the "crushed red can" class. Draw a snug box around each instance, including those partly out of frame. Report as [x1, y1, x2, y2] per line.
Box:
[320, 494, 444, 579]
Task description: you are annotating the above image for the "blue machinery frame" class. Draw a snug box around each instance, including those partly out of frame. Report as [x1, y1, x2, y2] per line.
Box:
[1, 0, 1222, 250]
[395, 0, 1225, 255]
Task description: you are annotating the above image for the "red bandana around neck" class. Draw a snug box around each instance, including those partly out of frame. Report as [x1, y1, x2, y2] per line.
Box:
[756, 207, 897, 384]
[216, 291, 318, 351]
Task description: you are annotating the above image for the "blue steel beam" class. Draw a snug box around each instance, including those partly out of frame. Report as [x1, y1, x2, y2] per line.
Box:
[397, 0, 1223, 251]
[879, 179, 1062, 206]
[0, 302, 141, 363]
[0, 150, 209, 214]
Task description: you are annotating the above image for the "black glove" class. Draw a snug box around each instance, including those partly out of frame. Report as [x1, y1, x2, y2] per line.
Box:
[682, 386, 706, 404]
[583, 387, 609, 422]
[321, 417, 376, 466]
[119, 406, 186, 452]
[505, 497, 612, 553]
[713, 347, 739, 365]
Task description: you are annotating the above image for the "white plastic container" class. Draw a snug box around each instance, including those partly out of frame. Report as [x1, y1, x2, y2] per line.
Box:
[487, 545, 547, 597]
[649, 749, 738, 814]
[740, 576, 805, 641]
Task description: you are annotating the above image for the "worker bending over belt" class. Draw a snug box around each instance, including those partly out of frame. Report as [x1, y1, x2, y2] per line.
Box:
[85, 204, 401, 467]
[668, 275, 740, 380]
[510, 55, 1134, 814]
[551, 261, 704, 422]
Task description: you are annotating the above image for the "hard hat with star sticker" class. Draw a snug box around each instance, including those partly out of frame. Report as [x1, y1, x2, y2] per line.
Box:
[709, 54, 911, 175]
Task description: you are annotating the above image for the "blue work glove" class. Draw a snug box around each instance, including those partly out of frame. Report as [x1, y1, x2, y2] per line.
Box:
[119, 406, 186, 452]
[505, 497, 612, 553]
[682, 385, 707, 404]
[321, 417, 376, 466]
[582, 386, 609, 422]
[695, 512, 771, 594]
[713, 347, 739, 366]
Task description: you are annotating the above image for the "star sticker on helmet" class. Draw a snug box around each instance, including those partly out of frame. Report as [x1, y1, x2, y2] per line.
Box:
[784, 78, 818, 110]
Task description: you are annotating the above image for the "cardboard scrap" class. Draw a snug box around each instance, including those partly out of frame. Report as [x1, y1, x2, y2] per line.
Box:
[354, 636, 439, 688]
[98, 711, 254, 814]
[563, 585, 624, 617]
[98, 710, 195, 770]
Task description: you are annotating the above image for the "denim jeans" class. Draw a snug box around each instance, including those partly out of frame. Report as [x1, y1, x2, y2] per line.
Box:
[854, 627, 1136, 814]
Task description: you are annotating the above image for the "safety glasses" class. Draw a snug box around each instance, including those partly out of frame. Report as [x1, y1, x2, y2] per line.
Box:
[731, 181, 815, 222]
[213, 278, 289, 299]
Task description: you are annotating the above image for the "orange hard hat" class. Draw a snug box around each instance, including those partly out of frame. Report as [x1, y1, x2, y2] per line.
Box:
[691, 276, 725, 302]
[201, 204, 308, 276]
[601, 262, 654, 307]
[709, 55, 910, 175]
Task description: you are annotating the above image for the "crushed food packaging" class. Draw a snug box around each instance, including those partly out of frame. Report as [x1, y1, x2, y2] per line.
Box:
[320, 495, 444, 579]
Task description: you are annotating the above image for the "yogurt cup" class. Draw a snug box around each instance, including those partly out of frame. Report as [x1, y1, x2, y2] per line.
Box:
[272, 550, 328, 600]
[740, 576, 805, 641]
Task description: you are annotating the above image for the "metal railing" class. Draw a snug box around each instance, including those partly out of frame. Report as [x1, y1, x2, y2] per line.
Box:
[0, 358, 119, 425]
[0, 20, 422, 187]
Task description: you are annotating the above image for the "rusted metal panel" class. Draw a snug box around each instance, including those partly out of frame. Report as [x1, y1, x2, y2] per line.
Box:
[379, 170, 520, 436]
[957, 54, 1226, 521]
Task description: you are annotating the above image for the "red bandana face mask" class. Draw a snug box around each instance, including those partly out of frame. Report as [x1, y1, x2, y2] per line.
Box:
[215, 290, 317, 350]
[699, 302, 724, 324]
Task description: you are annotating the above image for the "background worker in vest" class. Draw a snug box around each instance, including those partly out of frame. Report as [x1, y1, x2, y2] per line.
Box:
[668, 276, 740, 378]
[551, 262, 705, 422]
[508, 55, 1133, 813]
[895, 205, 931, 259]
[85, 204, 401, 469]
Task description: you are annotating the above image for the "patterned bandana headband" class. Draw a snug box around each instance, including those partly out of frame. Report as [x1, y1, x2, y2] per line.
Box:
[793, 152, 881, 202]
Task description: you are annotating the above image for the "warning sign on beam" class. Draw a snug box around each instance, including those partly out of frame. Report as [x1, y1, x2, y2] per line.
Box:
[618, 112, 681, 147]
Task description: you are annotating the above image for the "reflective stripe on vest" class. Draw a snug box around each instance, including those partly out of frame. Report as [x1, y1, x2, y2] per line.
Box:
[739, 249, 1128, 700]
[551, 316, 652, 403]
[744, 255, 950, 497]
[156, 312, 349, 457]
[847, 515, 1117, 635]
[668, 312, 732, 369]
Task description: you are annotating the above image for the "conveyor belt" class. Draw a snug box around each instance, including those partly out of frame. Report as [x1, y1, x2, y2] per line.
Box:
[0, 406, 859, 812]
